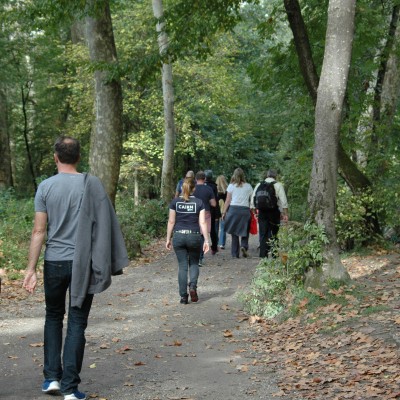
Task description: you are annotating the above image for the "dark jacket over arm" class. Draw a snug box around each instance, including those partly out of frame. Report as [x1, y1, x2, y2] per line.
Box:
[71, 174, 129, 308]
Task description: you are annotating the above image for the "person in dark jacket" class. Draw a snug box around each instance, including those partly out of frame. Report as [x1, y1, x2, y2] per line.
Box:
[23, 136, 128, 400]
[205, 169, 221, 255]
[193, 171, 216, 265]
[215, 175, 228, 249]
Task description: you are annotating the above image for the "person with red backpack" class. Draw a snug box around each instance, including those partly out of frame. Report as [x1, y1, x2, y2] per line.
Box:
[251, 169, 288, 258]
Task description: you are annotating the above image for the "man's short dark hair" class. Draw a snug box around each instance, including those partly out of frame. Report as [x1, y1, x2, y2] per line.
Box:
[54, 136, 80, 164]
[196, 171, 206, 181]
[204, 169, 213, 181]
[267, 169, 277, 179]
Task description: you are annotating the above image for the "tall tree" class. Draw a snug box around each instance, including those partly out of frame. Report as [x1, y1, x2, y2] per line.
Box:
[307, 0, 356, 285]
[85, 0, 124, 204]
[283, 0, 373, 194]
[152, 0, 176, 202]
[0, 88, 12, 189]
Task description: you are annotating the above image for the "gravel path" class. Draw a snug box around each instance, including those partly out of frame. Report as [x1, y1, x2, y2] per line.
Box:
[1, 235, 282, 400]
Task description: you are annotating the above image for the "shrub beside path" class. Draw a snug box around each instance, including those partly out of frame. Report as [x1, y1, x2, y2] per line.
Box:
[0, 235, 281, 400]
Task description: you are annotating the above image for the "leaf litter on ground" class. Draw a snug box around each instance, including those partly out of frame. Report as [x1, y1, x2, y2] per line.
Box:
[247, 250, 400, 399]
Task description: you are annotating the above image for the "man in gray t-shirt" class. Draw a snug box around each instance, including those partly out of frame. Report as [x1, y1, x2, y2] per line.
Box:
[35, 173, 84, 261]
[23, 136, 91, 400]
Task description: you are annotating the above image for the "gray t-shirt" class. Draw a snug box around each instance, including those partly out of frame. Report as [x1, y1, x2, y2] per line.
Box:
[35, 173, 85, 261]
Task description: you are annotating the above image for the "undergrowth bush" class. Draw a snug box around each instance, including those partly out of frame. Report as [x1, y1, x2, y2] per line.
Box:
[116, 193, 168, 258]
[240, 222, 328, 319]
[0, 189, 34, 278]
[335, 186, 387, 250]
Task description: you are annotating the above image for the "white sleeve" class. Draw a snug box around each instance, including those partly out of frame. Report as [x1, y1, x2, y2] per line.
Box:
[275, 182, 288, 209]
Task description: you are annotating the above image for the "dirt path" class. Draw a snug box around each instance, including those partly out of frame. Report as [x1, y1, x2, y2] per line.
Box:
[1, 235, 282, 400]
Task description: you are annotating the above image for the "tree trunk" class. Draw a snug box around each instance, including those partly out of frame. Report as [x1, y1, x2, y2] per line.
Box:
[283, 0, 319, 104]
[284, 0, 381, 236]
[371, 5, 400, 146]
[152, 0, 176, 203]
[381, 7, 400, 124]
[21, 83, 37, 192]
[284, 0, 372, 192]
[307, 0, 355, 287]
[86, 0, 124, 205]
[0, 88, 12, 189]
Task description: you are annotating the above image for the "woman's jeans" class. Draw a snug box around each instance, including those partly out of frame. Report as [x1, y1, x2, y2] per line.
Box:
[173, 232, 202, 296]
[43, 260, 93, 394]
[231, 235, 249, 258]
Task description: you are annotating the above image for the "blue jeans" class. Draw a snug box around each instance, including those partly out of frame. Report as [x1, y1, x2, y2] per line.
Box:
[43, 260, 93, 394]
[217, 219, 226, 246]
[172, 232, 202, 296]
[231, 235, 249, 258]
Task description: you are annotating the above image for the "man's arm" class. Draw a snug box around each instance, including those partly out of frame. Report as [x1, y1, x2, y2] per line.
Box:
[23, 212, 47, 293]
[275, 182, 289, 222]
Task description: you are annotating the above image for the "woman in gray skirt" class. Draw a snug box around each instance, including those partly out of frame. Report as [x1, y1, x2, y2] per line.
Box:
[221, 168, 253, 258]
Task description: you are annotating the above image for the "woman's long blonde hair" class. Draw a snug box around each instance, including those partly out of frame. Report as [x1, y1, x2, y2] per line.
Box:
[216, 175, 228, 194]
[181, 177, 196, 201]
[230, 168, 246, 187]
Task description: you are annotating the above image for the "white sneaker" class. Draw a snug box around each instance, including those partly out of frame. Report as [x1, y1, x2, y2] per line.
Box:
[42, 379, 60, 393]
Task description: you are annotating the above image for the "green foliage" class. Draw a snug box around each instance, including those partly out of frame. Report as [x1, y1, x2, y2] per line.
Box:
[116, 193, 169, 258]
[164, 0, 245, 60]
[0, 189, 34, 273]
[241, 222, 329, 319]
[335, 185, 387, 250]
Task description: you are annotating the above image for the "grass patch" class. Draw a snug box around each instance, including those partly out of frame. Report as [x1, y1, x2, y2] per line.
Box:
[360, 304, 390, 315]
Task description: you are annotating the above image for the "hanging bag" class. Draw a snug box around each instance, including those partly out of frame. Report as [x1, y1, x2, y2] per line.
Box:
[249, 210, 258, 235]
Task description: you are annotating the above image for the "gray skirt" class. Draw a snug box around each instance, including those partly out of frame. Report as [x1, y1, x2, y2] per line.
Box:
[224, 206, 251, 237]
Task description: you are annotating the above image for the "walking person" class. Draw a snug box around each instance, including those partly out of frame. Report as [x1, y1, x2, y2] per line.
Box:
[22, 136, 129, 400]
[222, 168, 253, 258]
[205, 169, 221, 255]
[174, 170, 194, 198]
[215, 175, 228, 249]
[166, 177, 210, 304]
[251, 169, 288, 258]
[193, 171, 216, 265]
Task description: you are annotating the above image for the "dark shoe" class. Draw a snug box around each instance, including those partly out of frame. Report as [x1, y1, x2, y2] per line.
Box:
[64, 391, 86, 400]
[241, 247, 248, 258]
[180, 294, 189, 304]
[198, 258, 203, 267]
[211, 249, 218, 255]
[189, 287, 198, 303]
[219, 245, 225, 250]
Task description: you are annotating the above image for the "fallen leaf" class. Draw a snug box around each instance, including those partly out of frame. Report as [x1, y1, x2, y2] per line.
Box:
[29, 342, 44, 347]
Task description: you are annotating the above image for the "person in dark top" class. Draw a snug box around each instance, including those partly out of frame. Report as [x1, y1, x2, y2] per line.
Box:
[174, 170, 194, 198]
[216, 175, 228, 249]
[205, 170, 221, 255]
[193, 171, 216, 265]
[166, 177, 210, 304]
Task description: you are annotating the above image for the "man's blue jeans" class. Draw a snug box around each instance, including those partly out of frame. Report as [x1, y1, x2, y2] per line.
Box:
[217, 219, 226, 247]
[172, 232, 202, 296]
[43, 260, 93, 394]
